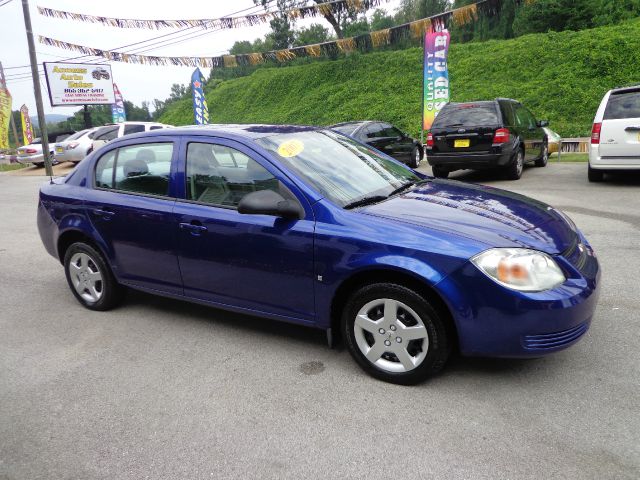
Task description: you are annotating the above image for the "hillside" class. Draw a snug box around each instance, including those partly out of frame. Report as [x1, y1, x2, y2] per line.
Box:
[160, 19, 640, 138]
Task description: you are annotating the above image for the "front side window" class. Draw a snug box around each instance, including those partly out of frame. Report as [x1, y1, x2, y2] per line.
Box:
[186, 143, 280, 208]
[94, 142, 174, 197]
[256, 130, 419, 207]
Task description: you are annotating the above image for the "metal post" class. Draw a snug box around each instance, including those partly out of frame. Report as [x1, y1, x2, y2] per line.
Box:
[557, 138, 562, 162]
[21, 0, 53, 177]
[83, 104, 91, 129]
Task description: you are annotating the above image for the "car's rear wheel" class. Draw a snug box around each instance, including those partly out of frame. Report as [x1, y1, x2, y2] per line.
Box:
[342, 283, 451, 385]
[535, 143, 549, 167]
[506, 149, 524, 180]
[432, 166, 449, 178]
[588, 164, 604, 182]
[409, 146, 422, 168]
[64, 242, 124, 311]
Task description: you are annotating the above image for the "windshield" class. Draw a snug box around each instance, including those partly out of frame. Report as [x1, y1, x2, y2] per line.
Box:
[433, 102, 500, 127]
[256, 130, 419, 207]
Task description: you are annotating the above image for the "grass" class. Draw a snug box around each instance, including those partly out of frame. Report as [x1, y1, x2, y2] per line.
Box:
[0, 163, 28, 172]
[160, 19, 640, 139]
[551, 153, 588, 162]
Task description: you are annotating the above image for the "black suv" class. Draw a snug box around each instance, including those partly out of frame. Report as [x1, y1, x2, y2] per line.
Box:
[330, 121, 424, 168]
[426, 99, 549, 180]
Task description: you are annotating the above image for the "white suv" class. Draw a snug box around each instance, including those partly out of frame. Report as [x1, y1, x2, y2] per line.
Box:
[91, 122, 171, 152]
[589, 86, 640, 182]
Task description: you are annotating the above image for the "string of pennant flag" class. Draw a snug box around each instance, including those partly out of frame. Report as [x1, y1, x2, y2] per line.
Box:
[38, 0, 533, 69]
[38, 0, 391, 30]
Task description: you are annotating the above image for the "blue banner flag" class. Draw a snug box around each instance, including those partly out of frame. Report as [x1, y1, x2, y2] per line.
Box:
[191, 68, 209, 125]
[111, 83, 126, 123]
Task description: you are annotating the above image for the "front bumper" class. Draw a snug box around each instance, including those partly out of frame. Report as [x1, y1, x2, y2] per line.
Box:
[436, 236, 601, 358]
[427, 146, 514, 171]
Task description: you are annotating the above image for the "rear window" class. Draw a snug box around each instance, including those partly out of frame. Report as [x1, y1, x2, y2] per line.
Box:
[65, 130, 87, 141]
[604, 90, 640, 120]
[433, 103, 500, 128]
[332, 124, 362, 136]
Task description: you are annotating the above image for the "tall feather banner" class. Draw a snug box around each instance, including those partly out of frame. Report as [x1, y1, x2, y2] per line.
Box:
[38, 0, 533, 69]
[191, 68, 209, 125]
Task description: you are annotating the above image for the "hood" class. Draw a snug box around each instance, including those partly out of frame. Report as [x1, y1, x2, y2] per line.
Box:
[361, 179, 577, 254]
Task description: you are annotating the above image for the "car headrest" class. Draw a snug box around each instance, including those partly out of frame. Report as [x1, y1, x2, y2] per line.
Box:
[123, 158, 149, 177]
[135, 148, 156, 163]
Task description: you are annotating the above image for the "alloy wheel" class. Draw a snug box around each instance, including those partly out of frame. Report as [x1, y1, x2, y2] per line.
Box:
[68, 252, 103, 303]
[353, 298, 429, 373]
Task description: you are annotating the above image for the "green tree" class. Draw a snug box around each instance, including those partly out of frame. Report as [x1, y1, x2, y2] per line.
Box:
[369, 9, 395, 30]
[395, 0, 450, 23]
[293, 23, 332, 46]
[229, 40, 254, 55]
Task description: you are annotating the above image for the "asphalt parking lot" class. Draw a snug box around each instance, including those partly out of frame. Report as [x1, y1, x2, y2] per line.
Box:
[1, 163, 639, 479]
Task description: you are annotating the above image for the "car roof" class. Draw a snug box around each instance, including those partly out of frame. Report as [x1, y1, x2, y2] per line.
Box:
[610, 85, 640, 94]
[330, 121, 381, 127]
[119, 124, 322, 141]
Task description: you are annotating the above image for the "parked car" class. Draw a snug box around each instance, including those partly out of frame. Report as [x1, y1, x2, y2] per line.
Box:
[54, 128, 99, 163]
[588, 85, 640, 182]
[426, 99, 549, 180]
[91, 122, 171, 152]
[17, 131, 75, 166]
[38, 125, 600, 385]
[544, 127, 561, 154]
[330, 121, 424, 168]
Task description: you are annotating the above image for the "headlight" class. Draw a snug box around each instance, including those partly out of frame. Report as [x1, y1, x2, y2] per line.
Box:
[471, 248, 565, 292]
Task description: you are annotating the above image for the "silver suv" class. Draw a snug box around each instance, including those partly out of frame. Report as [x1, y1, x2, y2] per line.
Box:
[589, 85, 640, 182]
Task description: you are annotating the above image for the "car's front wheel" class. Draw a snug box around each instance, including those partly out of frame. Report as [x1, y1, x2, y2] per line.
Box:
[535, 142, 549, 167]
[64, 242, 124, 311]
[342, 283, 451, 385]
[409, 146, 422, 168]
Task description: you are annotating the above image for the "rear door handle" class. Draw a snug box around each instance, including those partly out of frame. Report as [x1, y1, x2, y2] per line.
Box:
[92, 208, 115, 220]
[179, 222, 208, 235]
[624, 126, 640, 131]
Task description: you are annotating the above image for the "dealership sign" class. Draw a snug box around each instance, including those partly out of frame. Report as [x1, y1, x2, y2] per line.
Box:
[43, 62, 116, 106]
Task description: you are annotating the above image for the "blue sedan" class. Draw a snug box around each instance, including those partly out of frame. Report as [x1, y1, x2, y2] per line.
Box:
[37, 125, 600, 384]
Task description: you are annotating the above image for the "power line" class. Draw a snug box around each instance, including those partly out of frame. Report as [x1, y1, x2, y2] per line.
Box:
[0, 0, 16, 8]
[4, 1, 274, 71]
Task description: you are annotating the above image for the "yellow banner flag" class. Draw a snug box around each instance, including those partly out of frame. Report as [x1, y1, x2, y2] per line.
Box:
[0, 88, 12, 149]
[20, 105, 33, 145]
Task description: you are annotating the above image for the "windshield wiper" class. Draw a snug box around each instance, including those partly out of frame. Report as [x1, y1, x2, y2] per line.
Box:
[443, 123, 465, 127]
[343, 195, 388, 210]
[388, 181, 417, 197]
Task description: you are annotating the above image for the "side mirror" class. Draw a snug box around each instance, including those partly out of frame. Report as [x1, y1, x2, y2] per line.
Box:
[238, 189, 303, 219]
[537, 120, 549, 127]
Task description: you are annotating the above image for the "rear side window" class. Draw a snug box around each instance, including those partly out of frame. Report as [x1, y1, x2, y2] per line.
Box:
[123, 124, 145, 135]
[433, 103, 500, 127]
[604, 90, 640, 120]
[149, 125, 164, 131]
[95, 143, 174, 197]
[499, 102, 515, 126]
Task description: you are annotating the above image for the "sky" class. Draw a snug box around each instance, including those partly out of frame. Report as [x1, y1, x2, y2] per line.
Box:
[1, 0, 400, 117]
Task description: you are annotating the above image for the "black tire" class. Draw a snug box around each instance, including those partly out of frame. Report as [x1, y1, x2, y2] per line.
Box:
[63, 242, 124, 311]
[506, 149, 524, 180]
[432, 165, 449, 178]
[409, 146, 422, 168]
[32, 163, 44, 168]
[534, 142, 549, 167]
[588, 164, 604, 182]
[341, 283, 451, 385]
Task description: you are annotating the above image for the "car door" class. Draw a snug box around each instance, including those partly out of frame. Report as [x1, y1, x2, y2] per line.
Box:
[381, 123, 414, 162]
[85, 138, 183, 295]
[514, 104, 542, 161]
[173, 137, 316, 323]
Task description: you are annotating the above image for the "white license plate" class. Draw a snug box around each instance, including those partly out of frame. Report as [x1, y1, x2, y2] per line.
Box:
[55, 146, 64, 153]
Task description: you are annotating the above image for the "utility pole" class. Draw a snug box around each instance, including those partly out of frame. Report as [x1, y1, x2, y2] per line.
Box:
[21, 0, 53, 177]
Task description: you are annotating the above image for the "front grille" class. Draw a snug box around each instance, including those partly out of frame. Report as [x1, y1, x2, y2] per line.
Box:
[522, 322, 589, 351]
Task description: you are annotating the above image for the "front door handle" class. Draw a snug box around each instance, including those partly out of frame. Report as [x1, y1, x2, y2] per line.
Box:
[92, 208, 115, 220]
[179, 222, 208, 236]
